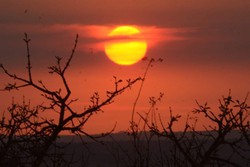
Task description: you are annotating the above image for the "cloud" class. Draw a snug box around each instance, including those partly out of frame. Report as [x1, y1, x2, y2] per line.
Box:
[1, 0, 250, 71]
[0, 23, 189, 51]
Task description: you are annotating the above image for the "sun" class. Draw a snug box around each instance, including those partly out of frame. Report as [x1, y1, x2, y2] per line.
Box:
[104, 26, 147, 65]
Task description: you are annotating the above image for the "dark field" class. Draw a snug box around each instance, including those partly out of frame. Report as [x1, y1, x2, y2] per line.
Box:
[48, 132, 250, 167]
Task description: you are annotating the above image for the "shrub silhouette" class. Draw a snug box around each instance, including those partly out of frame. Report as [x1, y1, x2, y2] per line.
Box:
[128, 92, 250, 167]
[105, 92, 250, 167]
[1, 34, 250, 167]
[0, 33, 141, 166]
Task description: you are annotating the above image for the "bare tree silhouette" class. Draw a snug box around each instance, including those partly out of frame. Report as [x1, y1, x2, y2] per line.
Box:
[106, 88, 250, 167]
[0, 33, 141, 166]
[147, 91, 250, 167]
[2, 33, 250, 167]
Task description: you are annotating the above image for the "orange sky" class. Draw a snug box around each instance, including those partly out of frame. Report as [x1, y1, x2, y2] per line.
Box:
[0, 0, 250, 134]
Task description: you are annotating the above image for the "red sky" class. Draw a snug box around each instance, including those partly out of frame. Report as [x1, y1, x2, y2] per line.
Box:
[1, 0, 250, 134]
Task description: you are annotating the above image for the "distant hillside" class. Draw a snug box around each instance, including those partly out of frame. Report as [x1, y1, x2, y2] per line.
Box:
[57, 130, 242, 143]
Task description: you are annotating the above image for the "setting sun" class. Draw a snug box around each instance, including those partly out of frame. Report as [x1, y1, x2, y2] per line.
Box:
[104, 26, 147, 65]
[1, 1, 250, 166]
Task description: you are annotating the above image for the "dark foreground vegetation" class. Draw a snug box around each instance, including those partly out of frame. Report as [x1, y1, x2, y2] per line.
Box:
[1, 34, 250, 167]
[53, 131, 250, 167]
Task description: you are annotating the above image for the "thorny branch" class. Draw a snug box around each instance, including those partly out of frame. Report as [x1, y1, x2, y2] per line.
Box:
[0, 33, 141, 166]
[147, 92, 250, 167]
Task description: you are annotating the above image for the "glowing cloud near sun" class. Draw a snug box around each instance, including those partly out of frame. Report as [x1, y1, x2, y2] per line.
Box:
[104, 26, 147, 65]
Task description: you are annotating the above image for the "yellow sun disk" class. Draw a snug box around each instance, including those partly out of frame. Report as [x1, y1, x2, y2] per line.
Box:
[104, 26, 148, 65]
[105, 40, 147, 65]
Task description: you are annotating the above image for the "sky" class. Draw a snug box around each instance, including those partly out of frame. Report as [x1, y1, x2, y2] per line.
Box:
[0, 0, 250, 134]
